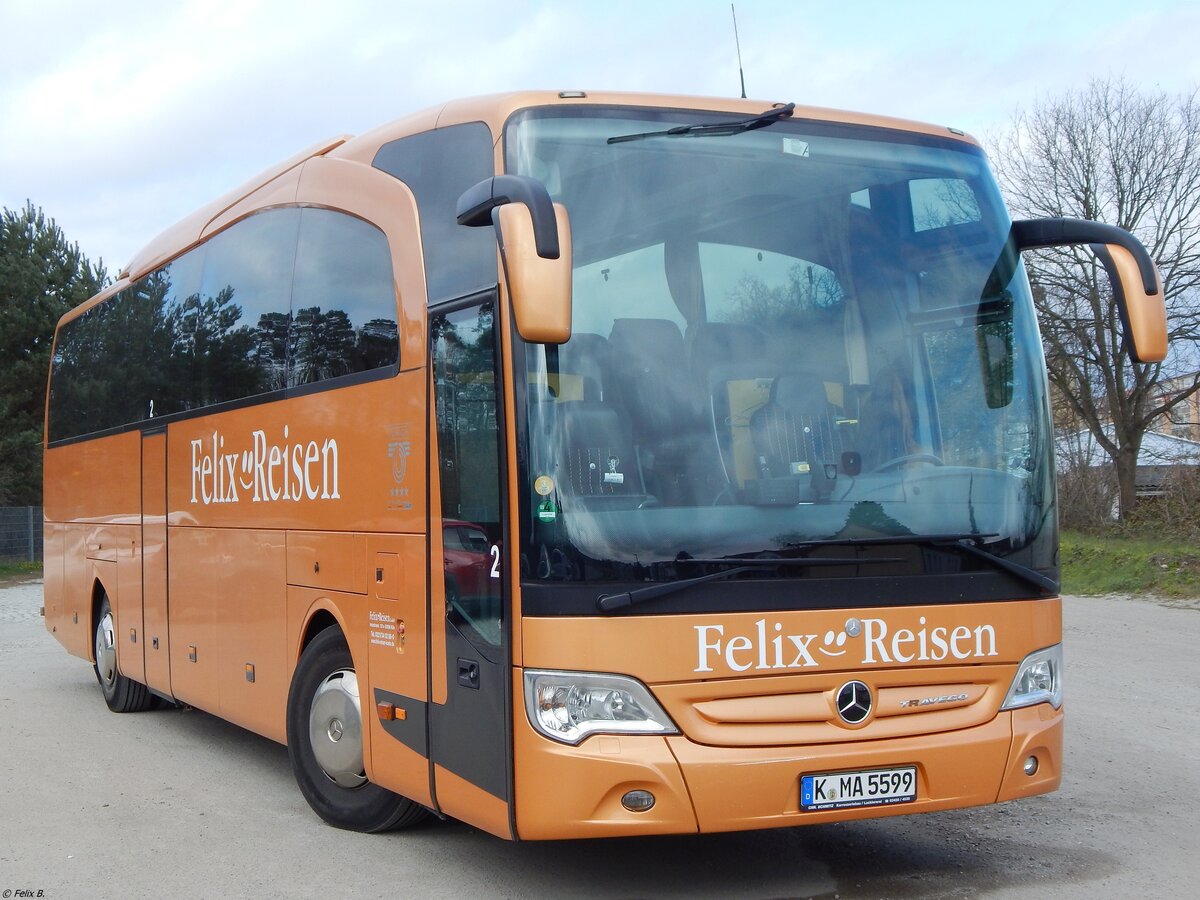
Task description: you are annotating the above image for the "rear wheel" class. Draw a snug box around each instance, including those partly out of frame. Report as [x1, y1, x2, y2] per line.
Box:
[286, 626, 426, 832]
[93, 595, 153, 712]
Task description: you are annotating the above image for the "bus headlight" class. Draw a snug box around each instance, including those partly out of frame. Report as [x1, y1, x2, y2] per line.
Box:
[524, 669, 679, 745]
[1001, 644, 1063, 711]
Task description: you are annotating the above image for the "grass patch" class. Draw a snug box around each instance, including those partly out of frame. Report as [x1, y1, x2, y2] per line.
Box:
[1060, 529, 1200, 598]
[0, 561, 43, 582]
[7, 538, 1198, 597]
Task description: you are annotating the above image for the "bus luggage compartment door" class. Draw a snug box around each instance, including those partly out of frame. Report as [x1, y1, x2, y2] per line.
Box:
[141, 430, 171, 695]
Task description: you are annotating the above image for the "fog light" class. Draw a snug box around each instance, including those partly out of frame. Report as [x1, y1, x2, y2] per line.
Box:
[621, 790, 655, 812]
[1023, 755, 1039, 776]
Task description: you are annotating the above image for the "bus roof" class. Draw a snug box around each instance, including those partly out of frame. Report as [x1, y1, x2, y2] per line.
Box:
[116, 90, 978, 289]
[334, 90, 978, 163]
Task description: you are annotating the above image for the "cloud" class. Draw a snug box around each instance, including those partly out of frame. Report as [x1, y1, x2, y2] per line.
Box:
[2, 0, 1197, 270]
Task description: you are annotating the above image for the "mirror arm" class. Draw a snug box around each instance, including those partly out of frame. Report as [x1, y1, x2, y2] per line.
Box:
[1010, 218, 1159, 296]
[455, 175, 560, 259]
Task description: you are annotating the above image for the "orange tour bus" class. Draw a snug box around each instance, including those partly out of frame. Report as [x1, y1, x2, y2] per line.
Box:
[42, 91, 1167, 839]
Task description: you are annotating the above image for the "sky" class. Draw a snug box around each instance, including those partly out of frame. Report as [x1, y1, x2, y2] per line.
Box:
[2, 0, 1199, 273]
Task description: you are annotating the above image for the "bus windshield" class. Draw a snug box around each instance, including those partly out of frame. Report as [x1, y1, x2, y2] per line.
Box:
[506, 107, 1055, 603]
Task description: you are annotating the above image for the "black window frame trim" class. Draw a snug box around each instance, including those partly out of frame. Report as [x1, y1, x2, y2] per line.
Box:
[45, 362, 405, 450]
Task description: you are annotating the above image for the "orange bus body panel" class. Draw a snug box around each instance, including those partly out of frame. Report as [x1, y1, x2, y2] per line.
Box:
[113, 515, 145, 684]
[512, 672, 699, 840]
[167, 527, 286, 737]
[362, 533, 431, 807]
[513, 599, 1062, 838]
[44, 431, 142, 663]
[998, 703, 1063, 801]
[664, 715, 1018, 833]
[44, 431, 142, 524]
[141, 433, 171, 694]
[520, 600, 1059, 682]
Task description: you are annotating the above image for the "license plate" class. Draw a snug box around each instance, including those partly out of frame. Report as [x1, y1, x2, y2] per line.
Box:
[801, 766, 917, 811]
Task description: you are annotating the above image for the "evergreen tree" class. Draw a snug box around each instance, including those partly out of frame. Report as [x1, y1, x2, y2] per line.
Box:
[0, 203, 107, 504]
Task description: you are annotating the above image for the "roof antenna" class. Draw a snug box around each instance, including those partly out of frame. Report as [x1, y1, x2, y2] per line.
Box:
[731, 4, 747, 99]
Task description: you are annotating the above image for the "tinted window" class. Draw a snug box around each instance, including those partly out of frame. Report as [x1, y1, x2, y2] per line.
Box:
[49, 207, 399, 442]
[50, 283, 171, 439]
[290, 208, 398, 385]
[372, 123, 496, 303]
[200, 207, 300, 399]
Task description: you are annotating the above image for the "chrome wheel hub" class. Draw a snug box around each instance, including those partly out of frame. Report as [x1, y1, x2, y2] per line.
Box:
[95, 611, 117, 688]
[309, 668, 366, 789]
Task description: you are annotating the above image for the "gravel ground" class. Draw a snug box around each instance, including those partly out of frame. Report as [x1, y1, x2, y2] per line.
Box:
[1, 580, 1196, 899]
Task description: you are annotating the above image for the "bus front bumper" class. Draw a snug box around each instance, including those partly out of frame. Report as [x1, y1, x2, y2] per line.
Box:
[513, 703, 1061, 839]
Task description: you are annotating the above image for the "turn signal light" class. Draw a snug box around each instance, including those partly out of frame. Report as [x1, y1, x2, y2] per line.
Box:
[377, 702, 406, 721]
[621, 790, 656, 812]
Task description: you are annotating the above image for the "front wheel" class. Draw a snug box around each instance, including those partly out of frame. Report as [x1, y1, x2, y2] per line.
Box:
[93, 595, 153, 712]
[286, 626, 426, 832]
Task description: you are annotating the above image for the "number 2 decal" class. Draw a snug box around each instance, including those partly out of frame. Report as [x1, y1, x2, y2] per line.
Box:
[490, 544, 501, 578]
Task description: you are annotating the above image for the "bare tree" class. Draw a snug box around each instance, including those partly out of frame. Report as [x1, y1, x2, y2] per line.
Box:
[991, 78, 1200, 519]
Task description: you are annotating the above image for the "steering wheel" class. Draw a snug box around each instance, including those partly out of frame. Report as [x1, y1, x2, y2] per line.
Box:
[875, 453, 945, 472]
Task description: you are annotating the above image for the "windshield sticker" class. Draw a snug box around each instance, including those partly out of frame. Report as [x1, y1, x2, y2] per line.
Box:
[534, 475, 555, 496]
[537, 498, 558, 523]
[694, 616, 998, 673]
[782, 137, 810, 158]
[603, 455, 625, 484]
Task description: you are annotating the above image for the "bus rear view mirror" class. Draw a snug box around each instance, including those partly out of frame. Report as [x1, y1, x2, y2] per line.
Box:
[495, 202, 572, 345]
[457, 175, 573, 345]
[1010, 218, 1167, 363]
[1089, 242, 1167, 363]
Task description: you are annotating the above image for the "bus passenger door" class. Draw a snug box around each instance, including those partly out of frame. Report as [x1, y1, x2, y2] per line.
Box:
[428, 297, 512, 837]
[141, 429, 171, 695]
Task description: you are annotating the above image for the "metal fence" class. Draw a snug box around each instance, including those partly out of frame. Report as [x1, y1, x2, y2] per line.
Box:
[0, 507, 42, 563]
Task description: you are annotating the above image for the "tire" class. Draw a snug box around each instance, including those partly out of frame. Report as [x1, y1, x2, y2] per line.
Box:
[286, 626, 427, 832]
[93, 594, 154, 712]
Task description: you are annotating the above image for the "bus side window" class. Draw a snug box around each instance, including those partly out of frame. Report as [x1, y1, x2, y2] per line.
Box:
[290, 208, 398, 384]
[372, 123, 496, 305]
[198, 207, 301, 401]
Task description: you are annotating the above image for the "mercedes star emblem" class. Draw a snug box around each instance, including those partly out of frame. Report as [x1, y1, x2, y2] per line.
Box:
[836, 680, 872, 725]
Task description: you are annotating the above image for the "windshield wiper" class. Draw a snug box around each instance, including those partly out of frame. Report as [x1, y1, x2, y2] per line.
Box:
[596, 554, 901, 613]
[778, 532, 1058, 595]
[607, 102, 796, 144]
[595, 533, 1056, 613]
[938, 537, 1059, 595]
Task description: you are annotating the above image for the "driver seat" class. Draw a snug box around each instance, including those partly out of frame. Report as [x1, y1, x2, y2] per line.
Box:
[750, 374, 841, 477]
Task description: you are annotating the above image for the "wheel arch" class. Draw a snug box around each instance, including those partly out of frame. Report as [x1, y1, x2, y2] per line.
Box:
[296, 603, 346, 666]
[88, 576, 111, 664]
